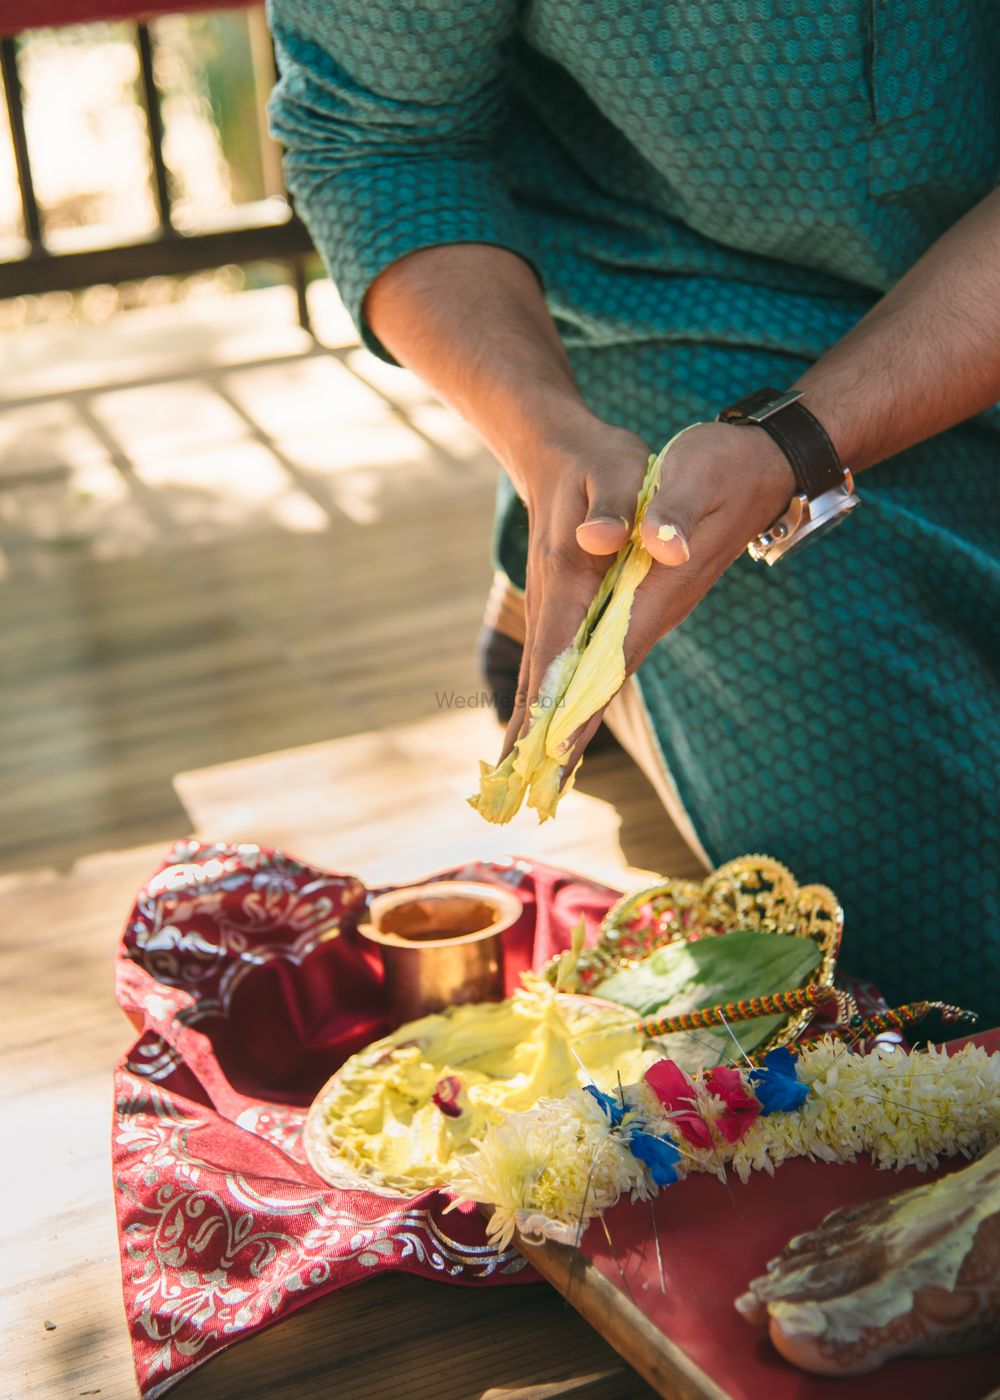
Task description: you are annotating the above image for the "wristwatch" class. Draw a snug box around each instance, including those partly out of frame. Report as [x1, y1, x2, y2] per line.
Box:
[717, 387, 859, 565]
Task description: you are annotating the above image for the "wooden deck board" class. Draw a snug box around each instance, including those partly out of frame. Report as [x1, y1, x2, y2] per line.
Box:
[0, 285, 696, 1398]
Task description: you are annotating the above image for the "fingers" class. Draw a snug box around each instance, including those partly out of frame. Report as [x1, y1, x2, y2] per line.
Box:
[498, 550, 539, 760]
[640, 516, 691, 566]
[621, 552, 703, 676]
[640, 451, 720, 567]
[499, 696, 526, 762]
[494, 423, 654, 771]
[576, 457, 650, 555]
[519, 539, 606, 729]
[557, 707, 608, 790]
[575, 504, 631, 556]
[497, 560, 604, 776]
[623, 500, 749, 676]
[497, 536, 603, 761]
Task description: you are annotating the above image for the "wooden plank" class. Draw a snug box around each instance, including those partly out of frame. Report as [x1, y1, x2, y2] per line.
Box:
[0, 285, 698, 1398]
[516, 1235, 726, 1400]
[173, 709, 697, 891]
[0, 846, 166, 1400]
[169, 1273, 654, 1400]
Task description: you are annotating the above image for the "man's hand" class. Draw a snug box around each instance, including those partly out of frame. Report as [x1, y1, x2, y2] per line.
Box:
[366, 246, 799, 773]
[367, 182, 1000, 777]
[501, 414, 795, 770]
[496, 403, 650, 758]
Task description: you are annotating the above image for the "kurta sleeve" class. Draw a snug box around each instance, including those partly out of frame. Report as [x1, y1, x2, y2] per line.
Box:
[266, 0, 530, 360]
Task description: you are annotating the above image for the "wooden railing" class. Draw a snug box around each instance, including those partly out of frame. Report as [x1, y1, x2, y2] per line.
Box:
[0, 6, 316, 326]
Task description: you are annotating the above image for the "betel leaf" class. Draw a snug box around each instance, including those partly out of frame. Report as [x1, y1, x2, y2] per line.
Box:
[593, 928, 822, 1071]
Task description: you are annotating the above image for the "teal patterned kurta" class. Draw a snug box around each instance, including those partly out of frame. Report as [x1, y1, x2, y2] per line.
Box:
[267, 1, 1000, 1024]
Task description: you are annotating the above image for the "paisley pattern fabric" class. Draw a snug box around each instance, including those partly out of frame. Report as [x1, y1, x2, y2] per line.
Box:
[114, 841, 631, 1396]
[266, 1, 1000, 1023]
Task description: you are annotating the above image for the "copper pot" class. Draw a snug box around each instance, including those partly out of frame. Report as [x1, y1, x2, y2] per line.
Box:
[359, 881, 521, 1025]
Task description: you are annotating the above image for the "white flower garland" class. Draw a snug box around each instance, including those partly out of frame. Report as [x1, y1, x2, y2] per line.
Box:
[446, 1039, 1000, 1251]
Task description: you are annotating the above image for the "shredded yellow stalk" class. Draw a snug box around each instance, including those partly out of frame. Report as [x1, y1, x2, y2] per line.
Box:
[470, 426, 698, 823]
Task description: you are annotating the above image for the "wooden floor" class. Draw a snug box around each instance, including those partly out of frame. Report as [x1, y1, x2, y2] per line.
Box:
[0, 284, 702, 1400]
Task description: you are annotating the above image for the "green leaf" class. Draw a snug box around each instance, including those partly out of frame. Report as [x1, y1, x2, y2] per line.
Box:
[593, 928, 822, 1070]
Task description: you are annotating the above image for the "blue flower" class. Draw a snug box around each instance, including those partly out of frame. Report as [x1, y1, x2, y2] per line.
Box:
[627, 1131, 680, 1186]
[750, 1047, 811, 1115]
[583, 1083, 626, 1126]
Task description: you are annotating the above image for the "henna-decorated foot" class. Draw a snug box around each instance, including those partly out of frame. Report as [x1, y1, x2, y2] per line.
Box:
[736, 1145, 1000, 1375]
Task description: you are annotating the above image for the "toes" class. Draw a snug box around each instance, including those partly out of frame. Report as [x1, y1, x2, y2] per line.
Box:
[767, 1315, 883, 1377]
[768, 1316, 836, 1374]
[733, 1289, 767, 1327]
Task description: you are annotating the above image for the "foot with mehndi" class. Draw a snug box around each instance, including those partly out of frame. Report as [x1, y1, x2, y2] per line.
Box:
[736, 1145, 1000, 1376]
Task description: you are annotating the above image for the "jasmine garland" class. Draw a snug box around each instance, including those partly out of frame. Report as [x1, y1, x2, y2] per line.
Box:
[445, 1039, 1000, 1251]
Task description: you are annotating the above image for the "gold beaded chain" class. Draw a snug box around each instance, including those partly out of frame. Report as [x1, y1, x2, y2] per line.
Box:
[636, 984, 976, 1043]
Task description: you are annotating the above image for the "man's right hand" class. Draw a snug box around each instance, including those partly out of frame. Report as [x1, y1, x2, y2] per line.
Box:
[366, 241, 660, 719]
[365, 243, 656, 767]
[498, 402, 653, 759]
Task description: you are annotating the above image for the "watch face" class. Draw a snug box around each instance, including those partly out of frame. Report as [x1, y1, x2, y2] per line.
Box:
[749, 490, 859, 565]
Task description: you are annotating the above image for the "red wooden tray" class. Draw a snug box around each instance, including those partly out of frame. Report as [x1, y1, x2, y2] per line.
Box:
[521, 1028, 1000, 1400]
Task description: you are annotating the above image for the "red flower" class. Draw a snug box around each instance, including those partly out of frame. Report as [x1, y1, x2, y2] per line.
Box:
[706, 1065, 761, 1142]
[432, 1074, 463, 1118]
[643, 1059, 712, 1149]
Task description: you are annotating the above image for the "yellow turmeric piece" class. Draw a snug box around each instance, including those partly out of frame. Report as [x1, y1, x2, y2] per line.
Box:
[470, 426, 697, 824]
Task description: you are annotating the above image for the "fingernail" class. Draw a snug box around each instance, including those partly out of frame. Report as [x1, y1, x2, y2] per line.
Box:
[576, 514, 631, 535]
[657, 523, 689, 561]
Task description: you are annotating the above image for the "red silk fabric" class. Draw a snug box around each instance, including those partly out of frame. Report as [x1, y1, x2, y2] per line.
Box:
[113, 840, 621, 1396]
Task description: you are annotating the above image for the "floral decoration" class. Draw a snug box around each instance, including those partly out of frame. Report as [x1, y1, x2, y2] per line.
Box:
[448, 1039, 1000, 1249]
[749, 1046, 813, 1115]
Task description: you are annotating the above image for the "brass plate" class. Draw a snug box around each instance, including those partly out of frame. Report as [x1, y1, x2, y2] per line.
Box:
[546, 854, 843, 1054]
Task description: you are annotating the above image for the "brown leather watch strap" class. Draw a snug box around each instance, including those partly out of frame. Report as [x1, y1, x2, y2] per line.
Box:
[717, 387, 845, 500]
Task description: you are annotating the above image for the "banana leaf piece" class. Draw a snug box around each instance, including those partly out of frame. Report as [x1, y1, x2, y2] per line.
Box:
[593, 927, 822, 1073]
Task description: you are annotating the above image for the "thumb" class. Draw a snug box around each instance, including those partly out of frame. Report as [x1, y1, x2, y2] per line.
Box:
[640, 473, 708, 566]
[575, 492, 631, 556]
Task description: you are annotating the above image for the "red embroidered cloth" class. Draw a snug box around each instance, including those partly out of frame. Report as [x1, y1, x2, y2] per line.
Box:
[113, 840, 626, 1397]
[113, 839, 892, 1397]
